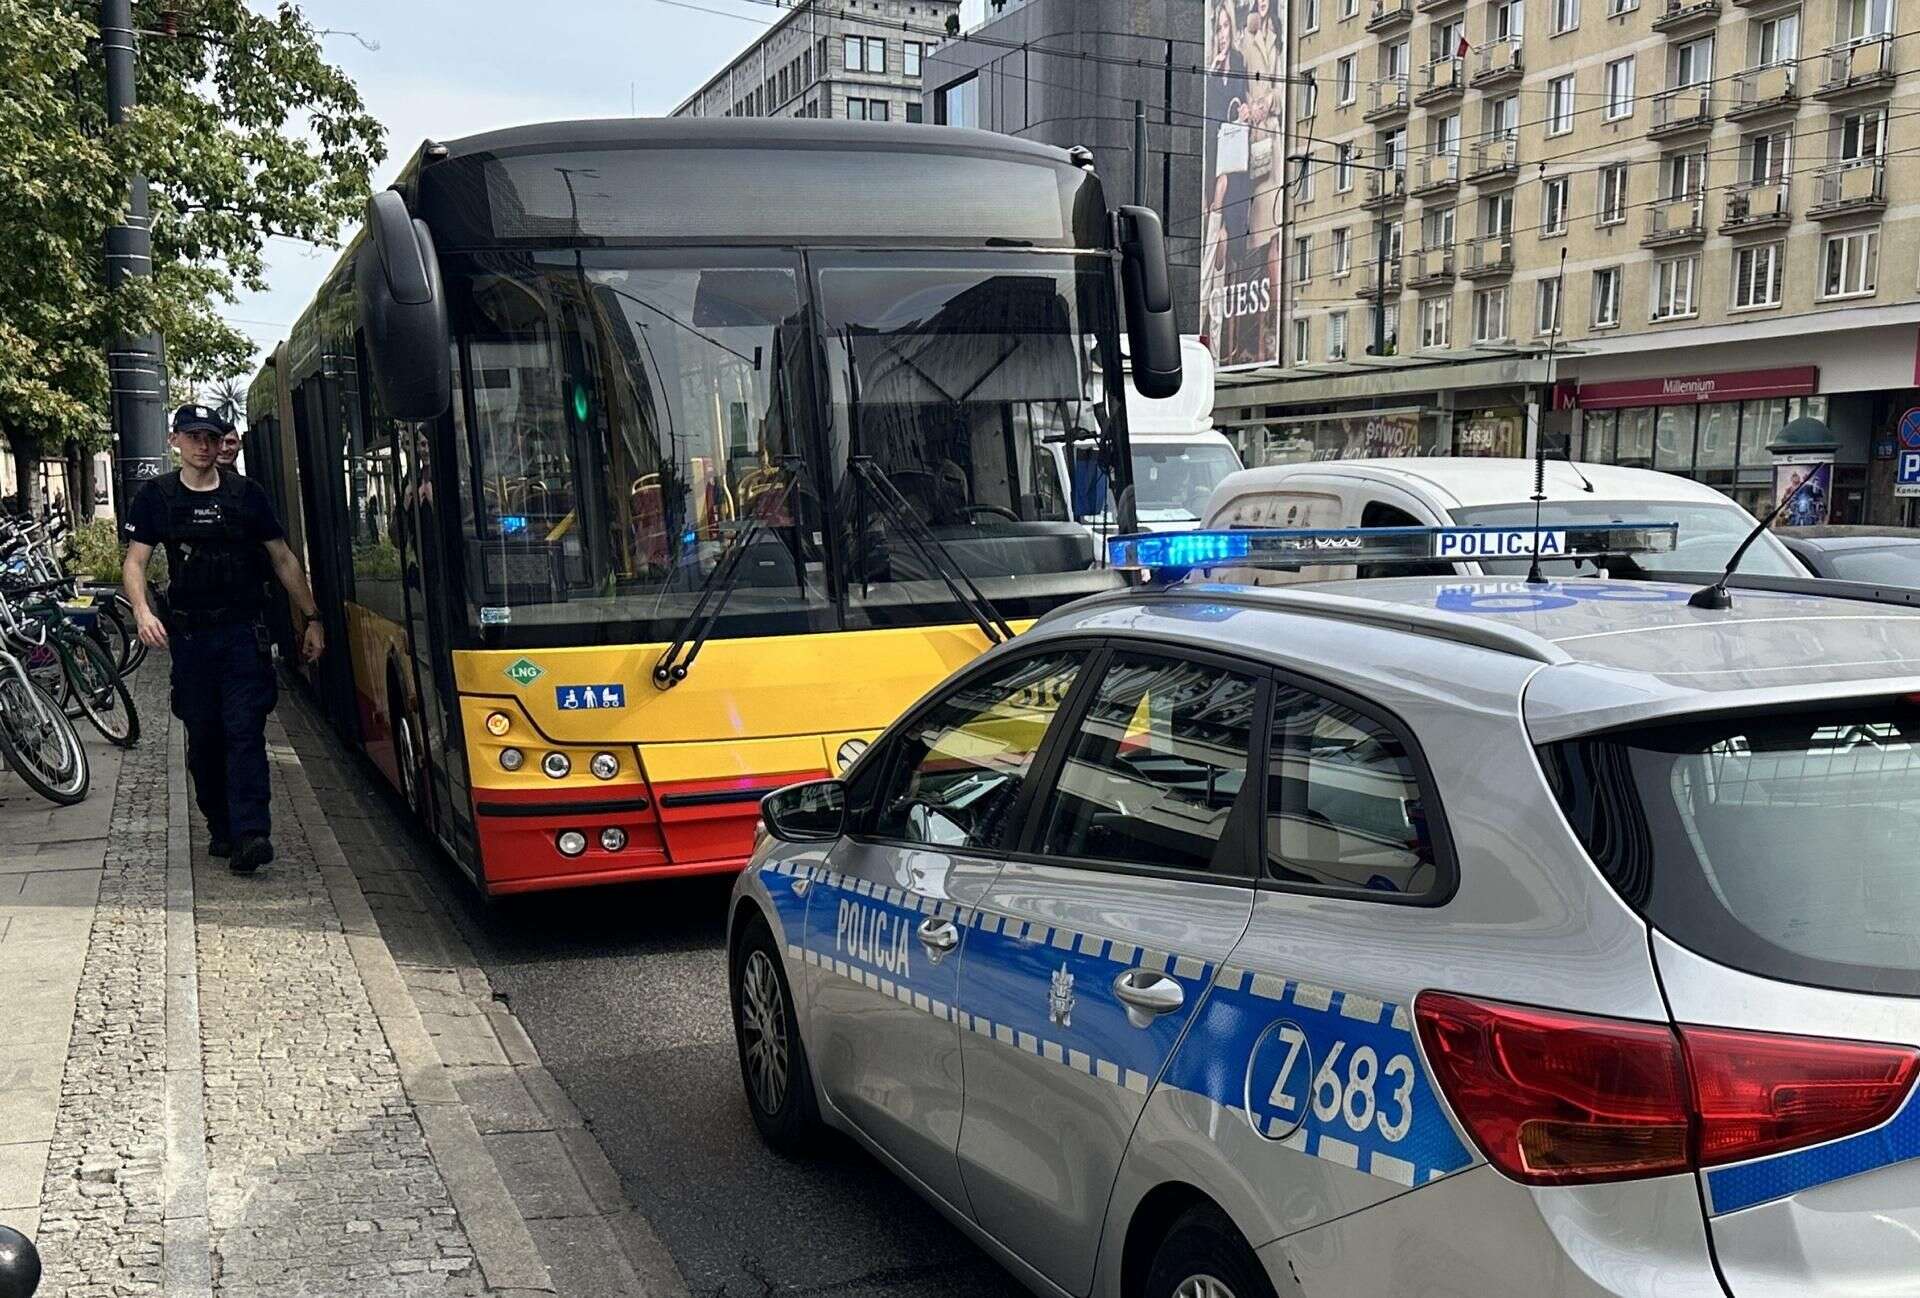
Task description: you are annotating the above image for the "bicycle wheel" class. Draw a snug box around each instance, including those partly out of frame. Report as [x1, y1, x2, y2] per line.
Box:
[0, 668, 88, 805]
[63, 633, 138, 748]
[19, 641, 68, 711]
[111, 594, 148, 676]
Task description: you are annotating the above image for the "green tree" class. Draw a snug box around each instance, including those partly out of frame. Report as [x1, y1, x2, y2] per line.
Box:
[0, 0, 384, 514]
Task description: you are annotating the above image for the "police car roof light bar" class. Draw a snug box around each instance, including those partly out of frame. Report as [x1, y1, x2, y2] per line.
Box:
[1109, 523, 1681, 582]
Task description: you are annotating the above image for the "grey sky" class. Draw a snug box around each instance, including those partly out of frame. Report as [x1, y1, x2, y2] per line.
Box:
[221, 0, 777, 386]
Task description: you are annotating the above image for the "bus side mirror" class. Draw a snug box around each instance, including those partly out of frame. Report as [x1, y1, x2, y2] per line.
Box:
[356, 190, 451, 422]
[761, 779, 847, 843]
[1116, 205, 1182, 400]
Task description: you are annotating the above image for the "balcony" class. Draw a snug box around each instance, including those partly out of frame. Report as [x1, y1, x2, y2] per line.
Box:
[1722, 178, 1791, 233]
[1642, 194, 1707, 245]
[1366, 77, 1411, 122]
[1417, 56, 1465, 105]
[1470, 40, 1524, 88]
[1649, 85, 1713, 137]
[1651, 0, 1720, 32]
[1462, 235, 1514, 279]
[1362, 166, 1409, 210]
[1359, 257, 1407, 298]
[1412, 152, 1462, 196]
[1467, 137, 1518, 184]
[1368, 0, 1415, 30]
[1408, 244, 1457, 287]
[1809, 158, 1888, 217]
[1817, 35, 1895, 100]
[1726, 63, 1798, 121]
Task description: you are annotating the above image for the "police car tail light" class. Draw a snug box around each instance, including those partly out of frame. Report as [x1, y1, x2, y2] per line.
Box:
[1679, 1025, 1920, 1167]
[1415, 992, 1692, 1186]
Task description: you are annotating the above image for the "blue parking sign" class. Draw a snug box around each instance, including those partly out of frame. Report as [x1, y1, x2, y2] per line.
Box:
[1898, 450, 1920, 499]
[556, 684, 627, 711]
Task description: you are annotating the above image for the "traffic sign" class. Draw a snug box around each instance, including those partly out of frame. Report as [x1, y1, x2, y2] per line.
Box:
[1899, 408, 1920, 451]
[1897, 449, 1920, 499]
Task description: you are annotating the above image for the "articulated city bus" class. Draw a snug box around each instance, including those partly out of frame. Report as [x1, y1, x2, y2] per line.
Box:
[249, 118, 1180, 895]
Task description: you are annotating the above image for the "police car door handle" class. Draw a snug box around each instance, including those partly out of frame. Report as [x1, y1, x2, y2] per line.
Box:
[1112, 970, 1184, 1028]
[917, 918, 960, 961]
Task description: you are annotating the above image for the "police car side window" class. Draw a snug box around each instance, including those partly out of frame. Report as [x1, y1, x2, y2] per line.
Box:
[1266, 686, 1440, 898]
[871, 651, 1084, 852]
[1036, 654, 1259, 873]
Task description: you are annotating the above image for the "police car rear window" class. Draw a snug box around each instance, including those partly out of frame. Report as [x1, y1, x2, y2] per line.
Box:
[1545, 701, 1920, 997]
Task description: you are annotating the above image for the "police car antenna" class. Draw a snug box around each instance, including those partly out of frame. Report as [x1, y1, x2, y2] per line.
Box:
[1525, 247, 1570, 586]
[1689, 468, 1821, 610]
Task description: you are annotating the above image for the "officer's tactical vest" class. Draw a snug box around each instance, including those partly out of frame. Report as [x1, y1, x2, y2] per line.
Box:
[155, 472, 272, 615]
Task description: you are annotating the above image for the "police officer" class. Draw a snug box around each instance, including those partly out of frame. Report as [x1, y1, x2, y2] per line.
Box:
[216, 425, 242, 473]
[121, 405, 325, 872]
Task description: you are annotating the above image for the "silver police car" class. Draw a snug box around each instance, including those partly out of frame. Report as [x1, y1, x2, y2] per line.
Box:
[727, 545, 1920, 1297]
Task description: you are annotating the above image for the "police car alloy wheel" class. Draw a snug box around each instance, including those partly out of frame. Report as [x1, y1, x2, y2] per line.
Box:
[1145, 1206, 1276, 1298]
[739, 951, 789, 1113]
[729, 920, 819, 1152]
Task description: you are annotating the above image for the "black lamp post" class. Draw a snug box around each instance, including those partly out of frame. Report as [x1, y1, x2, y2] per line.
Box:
[1769, 414, 1839, 458]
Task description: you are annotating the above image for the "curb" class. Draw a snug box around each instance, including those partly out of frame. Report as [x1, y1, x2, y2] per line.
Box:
[275, 715, 557, 1296]
[161, 716, 214, 1298]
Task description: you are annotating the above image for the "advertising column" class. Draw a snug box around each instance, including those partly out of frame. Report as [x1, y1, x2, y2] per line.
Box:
[1201, 0, 1288, 370]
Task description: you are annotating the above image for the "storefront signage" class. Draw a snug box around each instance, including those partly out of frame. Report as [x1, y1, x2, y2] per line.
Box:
[1200, 0, 1289, 371]
[1576, 367, 1818, 410]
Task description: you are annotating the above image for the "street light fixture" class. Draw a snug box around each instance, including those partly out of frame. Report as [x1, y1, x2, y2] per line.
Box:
[1289, 149, 1395, 361]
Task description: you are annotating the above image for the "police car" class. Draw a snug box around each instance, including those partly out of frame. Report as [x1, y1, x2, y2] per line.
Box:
[727, 522, 1920, 1298]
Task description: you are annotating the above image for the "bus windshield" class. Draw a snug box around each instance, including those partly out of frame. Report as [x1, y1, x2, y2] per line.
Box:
[453, 248, 1123, 639]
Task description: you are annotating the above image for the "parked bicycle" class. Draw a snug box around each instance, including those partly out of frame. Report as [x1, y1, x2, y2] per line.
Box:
[0, 575, 138, 748]
[0, 641, 88, 805]
[0, 508, 146, 679]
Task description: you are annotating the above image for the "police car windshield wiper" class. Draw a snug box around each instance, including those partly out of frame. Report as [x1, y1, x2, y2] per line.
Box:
[849, 457, 1016, 646]
[1689, 469, 1823, 610]
[653, 457, 808, 689]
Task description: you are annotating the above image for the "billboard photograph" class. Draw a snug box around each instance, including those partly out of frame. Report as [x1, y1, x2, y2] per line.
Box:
[1201, 0, 1288, 371]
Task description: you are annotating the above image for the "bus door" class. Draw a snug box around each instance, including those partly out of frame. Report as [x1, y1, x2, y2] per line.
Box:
[291, 379, 359, 727]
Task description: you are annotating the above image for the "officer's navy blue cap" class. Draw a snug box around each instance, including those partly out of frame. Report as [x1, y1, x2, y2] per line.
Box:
[171, 404, 230, 436]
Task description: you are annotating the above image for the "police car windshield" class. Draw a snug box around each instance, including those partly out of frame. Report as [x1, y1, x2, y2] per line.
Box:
[1547, 701, 1920, 997]
[1134, 444, 1241, 521]
[1451, 499, 1800, 578]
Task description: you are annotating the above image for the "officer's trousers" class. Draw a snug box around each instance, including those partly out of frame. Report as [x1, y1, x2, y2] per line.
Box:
[171, 622, 278, 840]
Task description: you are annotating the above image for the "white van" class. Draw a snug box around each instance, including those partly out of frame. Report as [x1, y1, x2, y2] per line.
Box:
[1201, 457, 1807, 580]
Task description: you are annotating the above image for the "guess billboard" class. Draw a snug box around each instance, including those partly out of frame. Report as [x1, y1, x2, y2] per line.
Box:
[1576, 366, 1819, 410]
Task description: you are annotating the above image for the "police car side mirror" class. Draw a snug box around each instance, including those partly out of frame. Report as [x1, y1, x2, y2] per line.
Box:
[357, 190, 451, 422]
[1116, 206, 1182, 400]
[761, 779, 847, 844]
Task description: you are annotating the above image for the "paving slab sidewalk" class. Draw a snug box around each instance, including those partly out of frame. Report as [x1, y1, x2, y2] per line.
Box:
[0, 654, 668, 1297]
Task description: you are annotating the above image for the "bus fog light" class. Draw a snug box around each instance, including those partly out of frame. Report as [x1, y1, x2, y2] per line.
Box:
[557, 831, 587, 857]
[590, 752, 619, 781]
[600, 827, 628, 852]
[542, 752, 571, 779]
[837, 738, 869, 770]
[499, 747, 525, 772]
[485, 711, 512, 737]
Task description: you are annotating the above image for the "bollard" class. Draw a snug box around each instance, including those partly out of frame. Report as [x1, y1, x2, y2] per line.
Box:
[0, 1225, 40, 1298]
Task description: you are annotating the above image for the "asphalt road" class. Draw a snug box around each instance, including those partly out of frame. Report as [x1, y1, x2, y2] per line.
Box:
[419, 859, 1029, 1298]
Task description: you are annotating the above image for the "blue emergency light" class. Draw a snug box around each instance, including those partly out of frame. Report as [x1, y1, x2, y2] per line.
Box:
[1108, 522, 1681, 579]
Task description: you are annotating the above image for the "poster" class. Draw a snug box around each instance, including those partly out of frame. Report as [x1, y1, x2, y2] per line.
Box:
[1773, 457, 1832, 526]
[1201, 0, 1288, 371]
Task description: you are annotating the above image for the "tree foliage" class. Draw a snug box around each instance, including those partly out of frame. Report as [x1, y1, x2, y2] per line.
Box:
[0, 0, 384, 459]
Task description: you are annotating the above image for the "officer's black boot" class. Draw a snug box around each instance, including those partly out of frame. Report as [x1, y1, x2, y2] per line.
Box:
[208, 836, 233, 859]
[231, 835, 274, 873]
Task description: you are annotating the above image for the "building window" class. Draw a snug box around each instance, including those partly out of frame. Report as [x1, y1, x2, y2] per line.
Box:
[1299, 155, 1317, 201]
[1421, 294, 1452, 348]
[1552, 0, 1579, 34]
[1342, 0, 1360, 18]
[1746, 130, 1789, 183]
[1822, 228, 1878, 298]
[869, 99, 890, 122]
[1382, 302, 1401, 350]
[1488, 94, 1519, 141]
[905, 101, 923, 123]
[804, 49, 813, 83]
[1536, 277, 1563, 335]
[1299, 74, 1319, 120]
[905, 41, 923, 79]
[845, 34, 864, 71]
[1755, 12, 1798, 65]
[1431, 111, 1461, 158]
[1845, 0, 1892, 40]
[1292, 317, 1311, 364]
[867, 37, 886, 73]
[1592, 266, 1621, 326]
[1424, 205, 1454, 248]
[1542, 176, 1569, 235]
[1653, 254, 1698, 320]
[1303, 0, 1321, 30]
[1599, 163, 1629, 224]
[1674, 36, 1713, 87]
[1547, 75, 1576, 135]
[1335, 141, 1355, 191]
[1607, 0, 1638, 14]
[1605, 56, 1635, 119]
[847, 96, 867, 119]
[1840, 108, 1885, 162]
[939, 75, 979, 128]
[1473, 286, 1508, 342]
[1668, 150, 1707, 199]
[1292, 235, 1313, 283]
[1495, 0, 1525, 40]
[1329, 312, 1350, 360]
[1482, 191, 1513, 237]
[1733, 242, 1785, 308]
[1332, 228, 1352, 275]
[1337, 56, 1358, 104]
[1382, 126, 1407, 171]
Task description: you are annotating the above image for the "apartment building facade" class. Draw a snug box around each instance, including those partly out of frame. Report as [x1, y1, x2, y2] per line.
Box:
[1216, 0, 1920, 522]
[672, 0, 959, 124]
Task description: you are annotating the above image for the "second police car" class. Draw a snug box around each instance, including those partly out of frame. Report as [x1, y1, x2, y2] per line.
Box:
[726, 519, 1920, 1298]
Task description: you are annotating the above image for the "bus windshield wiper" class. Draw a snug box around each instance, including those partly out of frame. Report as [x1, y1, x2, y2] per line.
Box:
[653, 457, 806, 689]
[850, 456, 1015, 646]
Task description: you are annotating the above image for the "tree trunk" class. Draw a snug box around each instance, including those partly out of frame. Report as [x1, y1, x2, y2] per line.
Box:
[74, 445, 97, 521]
[9, 433, 43, 518]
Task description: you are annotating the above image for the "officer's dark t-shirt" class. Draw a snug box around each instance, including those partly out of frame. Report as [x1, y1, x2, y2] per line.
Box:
[126, 470, 285, 616]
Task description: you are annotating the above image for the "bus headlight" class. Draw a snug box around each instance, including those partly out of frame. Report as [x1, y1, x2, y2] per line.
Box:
[556, 831, 587, 857]
[837, 738, 869, 771]
[600, 827, 628, 852]
[542, 752, 572, 779]
[499, 747, 525, 772]
[590, 752, 619, 781]
[485, 711, 512, 737]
